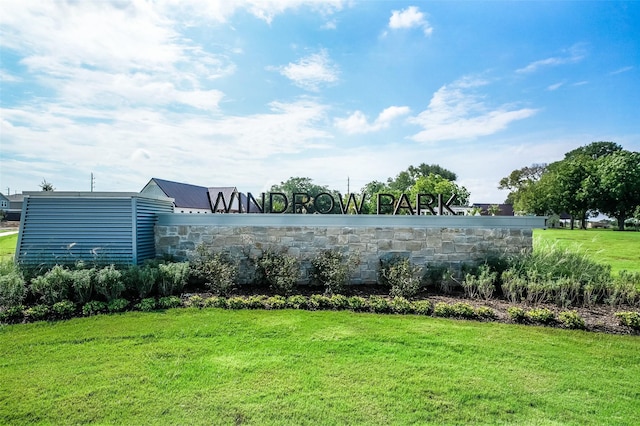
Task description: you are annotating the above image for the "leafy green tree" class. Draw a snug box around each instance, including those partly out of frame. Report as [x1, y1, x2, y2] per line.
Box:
[595, 150, 640, 230]
[387, 163, 458, 192]
[409, 174, 470, 210]
[266, 177, 340, 214]
[564, 141, 622, 160]
[498, 164, 546, 212]
[39, 179, 55, 191]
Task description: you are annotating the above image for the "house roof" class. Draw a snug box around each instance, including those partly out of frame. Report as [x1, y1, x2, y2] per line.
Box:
[147, 178, 211, 210]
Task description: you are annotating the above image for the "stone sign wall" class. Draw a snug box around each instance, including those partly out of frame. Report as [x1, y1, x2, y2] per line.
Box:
[155, 214, 545, 285]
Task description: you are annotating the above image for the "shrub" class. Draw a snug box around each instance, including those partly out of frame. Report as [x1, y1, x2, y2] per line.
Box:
[390, 297, 413, 314]
[558, 310, 586, 330]
[607, 271, 640, 307]
[95, 265, 124, 302]
[310, 249, 359, 295]
[286, 295, 308, 309]
[246, 295, 268, 309]
[135, 298, 157, 312]
[368, 295, 391, 313]
[158, 296, 182, 309]
[0, 264, 26, 308]
[158, 262, 190, 297]
[346, 296, 367, 312]
[24, 304, 50, 322]
[204, 296, 227, 309]
[82, 301, 107, 316]
[411, 300, 432, 315]
[329, 294, 349, 310]
[500, 269, 526, 303]
[226, 296, 247, 310]
[433, 302, 454, 318]
[463, 265, 497, 301]
[186, 295, 205, 308]
[0, 304, 25, 323]
[507, 306, 527, 323]
[265, 295, 287, 310]
[30, 265, 72, 305]
[255, 249, 299, 296]
[451, 302, 476, 319]
[70, 268, 94, 304]
[191, 245, 237, 297]
[526, 308, 555, 325]
[379, 257, 422, 299]
[51, 300, 76, 319]
[615, 311, 640, 330]
[124, 264, 159, 299]
[107, 298, 129, 313]
[308, 294, 332, 310]
[475, 306, 497, 320]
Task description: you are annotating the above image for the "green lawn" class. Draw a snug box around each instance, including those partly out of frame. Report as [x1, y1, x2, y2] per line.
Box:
[0, 233, 17, 261]
[1, 309, 639, 425]
[534, 228, 640, 274]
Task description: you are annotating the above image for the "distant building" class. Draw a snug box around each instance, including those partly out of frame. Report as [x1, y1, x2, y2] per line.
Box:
[0, 193, 26, 221]
[140, 178, 260, 213]
[471, 203, 515, 216]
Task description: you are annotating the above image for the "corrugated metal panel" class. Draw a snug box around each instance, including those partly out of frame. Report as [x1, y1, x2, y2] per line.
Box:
[134, 196, 174, 264]
[15, 193, 174, 267]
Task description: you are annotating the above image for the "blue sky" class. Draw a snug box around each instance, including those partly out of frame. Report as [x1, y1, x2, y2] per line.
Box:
[1, 1, 638, 203]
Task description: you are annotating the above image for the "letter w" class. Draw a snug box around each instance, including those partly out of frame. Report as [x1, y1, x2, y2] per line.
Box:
[338, 193, 366, 214]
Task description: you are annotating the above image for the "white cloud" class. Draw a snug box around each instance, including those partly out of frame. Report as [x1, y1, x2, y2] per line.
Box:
[388, 6, 433, 36]
[408, 77, 537, 142]
[275, 49, 339, 91]
[516, 44, 587, 73]
[547, 82, 564, 91]
[610, 66, 633, 75]
[335, 106, 410, 134]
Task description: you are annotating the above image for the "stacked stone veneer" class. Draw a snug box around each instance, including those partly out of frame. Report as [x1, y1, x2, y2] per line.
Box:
[155, 214, 544, 285]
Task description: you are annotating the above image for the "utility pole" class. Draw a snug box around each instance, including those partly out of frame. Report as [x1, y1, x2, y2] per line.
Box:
[91, 173, 95, 192]
[347, 177, 350, 194]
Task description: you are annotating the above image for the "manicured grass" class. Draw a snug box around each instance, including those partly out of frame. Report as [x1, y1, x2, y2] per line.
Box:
[0, 233, 17, 261]
[534, 228, 640, 274]
[1, 309, 639, 425]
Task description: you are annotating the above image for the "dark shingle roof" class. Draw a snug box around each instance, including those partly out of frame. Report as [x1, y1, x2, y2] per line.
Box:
[151, 178, 211, 210]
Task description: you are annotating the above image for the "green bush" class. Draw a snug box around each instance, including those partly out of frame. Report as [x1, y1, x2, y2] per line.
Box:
[51, 300, 76, 320]
[158, 296, 182, 309]
[204, 296, 227, 309]
[310, 249, 358, 295]
[463, 264, 497, 300]
[308, 294, 332, 310]
[500, 269, 527, 303]
[0, 263, 26, 308]
[451, 302, 476, 319]
[191, 245, 237, 297]
[526, 308, 555, 325]
[558, 310, 586, 330]
[226, 296, 247, 310]
[124, 264, 159, 299]
[95, 265, 124, 302]
[70, 267, 94, 304]
[379, 257, 422, 299]
[246, 295, 268, 309]
[107, 298, 129, 313]
[82, 301, 107, 316]
[185, 295, 205, 308]
[607, 271, 640, 307]
[390, 297, 413, 314]
[411, 300, 432, 315]
[255, 249, 299, 296]
[507, 306, 527, 323]
[433, 302, 454, 318]
[0, 304, 25, 323]
[24, 304, 50, 322]
[347, 296, 367, 312]
[30, 265, 72, 305]
[135, 298, 157, 312]
[475, 306, 497, 320]
[615, 311, 640, 330]
[368, 295, 391, 313]
[265, 295, 287, 310]
[286, 295, 308, 309]
[329, 294, 349, 310]
[158, 262, 190, 297]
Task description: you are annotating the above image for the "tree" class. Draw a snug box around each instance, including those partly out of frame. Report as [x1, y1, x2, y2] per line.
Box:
[387, 163, 458, 192]
[266, 177, 340, 214]
[498, 164, 546, 211]
[564, 141, 622, 160]
[409, 174, 470, 210]
[40, 179, 55, 191]
[595, 150, 640, 231]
